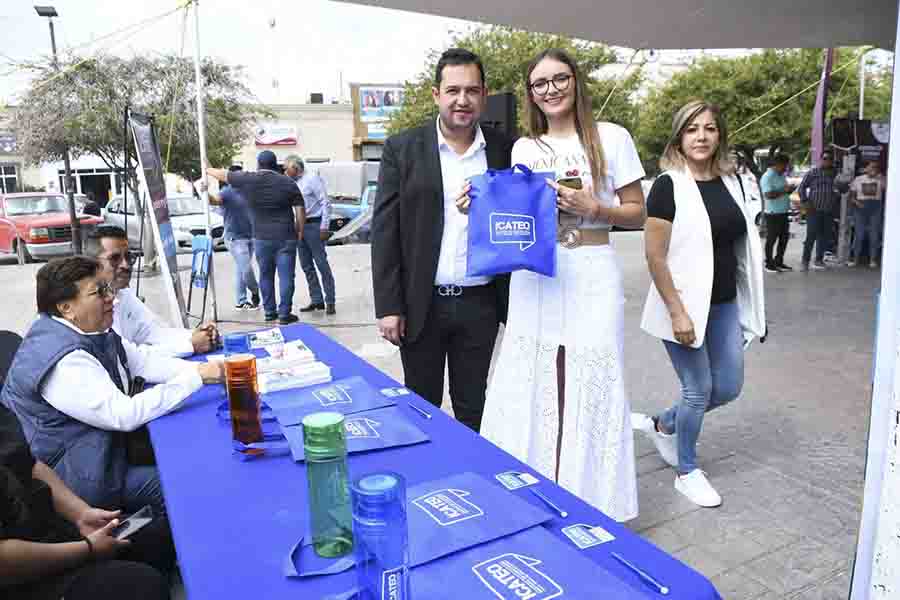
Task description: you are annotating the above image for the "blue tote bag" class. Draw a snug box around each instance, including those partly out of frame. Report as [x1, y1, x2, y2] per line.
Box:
[266, 376, 395, 427]
[467, 164, 557, 277]
[281, 406, 430, 462]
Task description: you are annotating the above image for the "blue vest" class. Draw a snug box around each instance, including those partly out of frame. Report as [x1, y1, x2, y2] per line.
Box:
[1, 315, 132, 509]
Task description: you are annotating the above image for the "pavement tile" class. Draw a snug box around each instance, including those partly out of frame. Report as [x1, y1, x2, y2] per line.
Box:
[738, 537, 850, 596]
[709, 569, 772, 600]
[671, 544, 731, 579]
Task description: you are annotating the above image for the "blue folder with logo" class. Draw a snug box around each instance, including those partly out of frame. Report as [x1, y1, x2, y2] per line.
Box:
[281, 405, 430, 462]
[286, 472, 552, 578]
[266, 376, 395, 427]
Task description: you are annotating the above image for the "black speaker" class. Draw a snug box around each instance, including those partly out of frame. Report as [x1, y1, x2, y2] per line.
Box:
[482, 92, 518, 140]
[310, 92, 324, 104]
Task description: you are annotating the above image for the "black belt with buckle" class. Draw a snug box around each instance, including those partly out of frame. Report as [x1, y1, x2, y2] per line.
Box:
[434, 282, 493, 298]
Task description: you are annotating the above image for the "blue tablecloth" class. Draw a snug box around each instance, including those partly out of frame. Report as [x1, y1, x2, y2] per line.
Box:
[147, 324, 721, 599]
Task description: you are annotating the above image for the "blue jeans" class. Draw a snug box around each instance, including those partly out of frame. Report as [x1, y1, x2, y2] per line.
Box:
[802, 208, 831, 265]
[254, 239, 298, 318]
[656, 301, 744, 475]
[124, 465, 166, 516]
[298, 222, 335, 305]
[853, 202, 882, 261]
[226, 238, 259, 304]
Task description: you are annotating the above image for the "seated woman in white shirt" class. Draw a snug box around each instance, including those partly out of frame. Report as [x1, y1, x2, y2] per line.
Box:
[85, 225, 219, 358]
[1, 256, 224, 518]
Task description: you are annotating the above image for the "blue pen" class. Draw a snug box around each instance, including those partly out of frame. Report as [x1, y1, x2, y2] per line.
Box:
[528, 488, 568, 518]
[611, 552, 670, 595]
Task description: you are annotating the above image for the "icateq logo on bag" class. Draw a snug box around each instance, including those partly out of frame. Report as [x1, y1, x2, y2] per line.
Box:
[413, 488, 484, 526]
[381, 566, 405, 600]
[489, 213, 536, 251]
[472, 553, 563, 600]
[313, 382, 353, 407]
[345, 417, 380, 439]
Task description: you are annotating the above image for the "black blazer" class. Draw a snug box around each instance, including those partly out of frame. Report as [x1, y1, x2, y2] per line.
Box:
[371, 123, 514, 344]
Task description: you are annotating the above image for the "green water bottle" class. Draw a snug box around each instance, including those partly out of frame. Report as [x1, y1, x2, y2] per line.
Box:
[302, 411, 354, 558]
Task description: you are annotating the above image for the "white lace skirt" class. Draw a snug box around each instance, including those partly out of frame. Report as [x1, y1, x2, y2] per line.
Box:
[481, 245, 638, 522]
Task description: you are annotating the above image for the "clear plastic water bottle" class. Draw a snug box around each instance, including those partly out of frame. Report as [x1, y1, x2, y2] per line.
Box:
[351, 472, 410, 600]
[302, 412, 354, 558]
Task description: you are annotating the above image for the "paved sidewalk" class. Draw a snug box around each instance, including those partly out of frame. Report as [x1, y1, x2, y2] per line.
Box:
[0, 226, 875, 599]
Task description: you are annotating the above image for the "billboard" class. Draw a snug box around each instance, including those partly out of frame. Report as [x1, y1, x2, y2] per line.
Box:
[357, 85, 405, 140]
[129, 111, 188, 327]
[254, 122, 298, 146]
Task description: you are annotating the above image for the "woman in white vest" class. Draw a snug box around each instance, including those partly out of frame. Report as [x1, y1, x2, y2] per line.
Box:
[635, 100, 765, 507]
[472, 48, 647, 522]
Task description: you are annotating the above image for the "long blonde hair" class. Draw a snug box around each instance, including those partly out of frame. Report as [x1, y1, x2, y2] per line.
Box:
[660, 100, 733, 175]
[523, 48, 607, 189]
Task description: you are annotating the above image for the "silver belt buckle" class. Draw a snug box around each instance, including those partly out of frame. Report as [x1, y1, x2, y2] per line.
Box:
[438, 284, 463, 297]
[557, 225, 582, 249]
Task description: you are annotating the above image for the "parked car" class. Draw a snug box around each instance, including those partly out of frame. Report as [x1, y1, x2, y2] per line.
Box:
[329, 182, 375, 244]
[103, 193, 225, 252]
[0, 192, 103, 264]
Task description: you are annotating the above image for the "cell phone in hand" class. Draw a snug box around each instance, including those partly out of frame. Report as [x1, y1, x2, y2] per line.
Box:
[111, 505, 154, 540]
[557, 176, 583, 190]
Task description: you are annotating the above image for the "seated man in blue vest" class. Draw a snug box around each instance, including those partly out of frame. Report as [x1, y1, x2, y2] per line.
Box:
[1, 256, 224, 517]
[85, 225, 220, 358]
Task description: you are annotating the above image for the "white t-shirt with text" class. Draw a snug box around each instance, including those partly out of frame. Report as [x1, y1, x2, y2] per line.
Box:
[510, 122, 645, 230]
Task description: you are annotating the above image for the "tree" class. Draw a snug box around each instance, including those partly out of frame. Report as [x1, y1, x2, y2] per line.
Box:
[388, 26, 643, 137]
[633, 48, 893, 177]
[12, 53, 269, 184]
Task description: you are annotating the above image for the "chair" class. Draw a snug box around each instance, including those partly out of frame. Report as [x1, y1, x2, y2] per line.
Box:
[0, 330, 23, 392]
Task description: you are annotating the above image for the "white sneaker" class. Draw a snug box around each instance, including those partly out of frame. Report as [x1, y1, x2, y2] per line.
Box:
[632, 412, 678, 468]
[675, 470, 722, 507]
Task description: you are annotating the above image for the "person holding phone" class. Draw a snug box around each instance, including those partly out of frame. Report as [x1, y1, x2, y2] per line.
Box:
[634, 101, 766, 507]
[470, 48, 646, 522]
[0, 402, 172, 600]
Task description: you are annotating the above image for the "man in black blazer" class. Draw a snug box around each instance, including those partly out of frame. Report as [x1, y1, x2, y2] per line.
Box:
[371, 48, 513, 432]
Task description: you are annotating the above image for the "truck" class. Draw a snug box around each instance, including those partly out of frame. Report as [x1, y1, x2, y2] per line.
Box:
[313, 161, 379, 243]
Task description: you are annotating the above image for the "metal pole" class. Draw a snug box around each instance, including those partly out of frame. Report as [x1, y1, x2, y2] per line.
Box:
[859, 49, 870, 120]
[47, 18, 82, 254]
[192, 0, 218, 322]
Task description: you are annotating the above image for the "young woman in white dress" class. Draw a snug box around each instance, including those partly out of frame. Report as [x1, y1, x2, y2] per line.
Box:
[473, 48, 646, 521]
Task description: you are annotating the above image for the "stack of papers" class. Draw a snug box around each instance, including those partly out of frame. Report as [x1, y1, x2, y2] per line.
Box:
[258, 362, 332, 393]
[257, 340, 317, 373]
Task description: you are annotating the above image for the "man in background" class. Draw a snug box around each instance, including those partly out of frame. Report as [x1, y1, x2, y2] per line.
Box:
[798, 150, 839, 271]
[208, 165, 260, 310]
[848, 160, 885, 268]
[85, 225, 218, 357]
[760, 154, 795, 272]
[207, 151, 305, 325]
[285, 156, 336, 315]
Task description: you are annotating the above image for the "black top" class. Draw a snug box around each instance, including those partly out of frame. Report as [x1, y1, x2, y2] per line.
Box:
[646, 174, 747, 304]
[0, 403, 57, 542]
[227, 170, 304, 241]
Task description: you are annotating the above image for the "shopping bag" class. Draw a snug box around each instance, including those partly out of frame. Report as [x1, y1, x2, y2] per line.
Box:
[266, 376, 395, 427]
[467, 164, 557, 277]
[285, 472, 553, 578]
[281, 405, 430, 462]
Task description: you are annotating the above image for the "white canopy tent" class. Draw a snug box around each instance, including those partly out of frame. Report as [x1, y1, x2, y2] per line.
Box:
[336, 1, 900, 597]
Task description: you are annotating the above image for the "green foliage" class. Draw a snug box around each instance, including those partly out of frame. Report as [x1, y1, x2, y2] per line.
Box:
[12, 53, 269, 182]
[634, 48, 893, 175]
[388, 26, 643, 136]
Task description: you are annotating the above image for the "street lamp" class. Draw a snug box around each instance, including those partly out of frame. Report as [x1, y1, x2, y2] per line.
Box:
[34, 4, 82, 254]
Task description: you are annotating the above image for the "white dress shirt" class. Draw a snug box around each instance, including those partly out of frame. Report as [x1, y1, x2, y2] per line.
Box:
[297, 173, 331, 230]
[113, 287, 194, 357]
[40, 317, 203, 432]
[435, 119, 492, 287]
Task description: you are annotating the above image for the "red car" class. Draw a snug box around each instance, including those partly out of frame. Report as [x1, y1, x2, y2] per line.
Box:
[0, 192, 104, 265]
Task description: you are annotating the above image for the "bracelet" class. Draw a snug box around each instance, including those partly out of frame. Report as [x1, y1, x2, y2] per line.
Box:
[81, 535, 94, 558]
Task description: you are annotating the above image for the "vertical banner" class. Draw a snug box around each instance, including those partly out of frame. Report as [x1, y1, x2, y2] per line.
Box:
[129, 111, 188, 327]
[810, 48, 834, 161]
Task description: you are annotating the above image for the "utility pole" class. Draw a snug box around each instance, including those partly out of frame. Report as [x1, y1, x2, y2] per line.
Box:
[35, 5, 82, 254]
